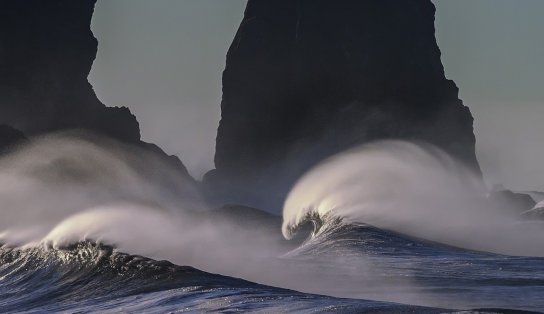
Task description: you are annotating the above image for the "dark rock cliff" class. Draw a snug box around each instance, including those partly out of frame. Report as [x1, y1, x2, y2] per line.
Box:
[0, 0, 193, 181]
[208, 0, 481, 211]
[0, 0, 139, 142]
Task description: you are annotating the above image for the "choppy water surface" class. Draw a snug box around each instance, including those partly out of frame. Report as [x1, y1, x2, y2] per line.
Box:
[1, 220, 544, 313]
[0, 241, 443, 313]
[1, 137, 543, 313]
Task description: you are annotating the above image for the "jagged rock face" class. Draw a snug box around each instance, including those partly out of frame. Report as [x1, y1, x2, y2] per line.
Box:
[211, 0, 481, 210]
[0, 0, 194, 182]
[0, 0, 139, 143]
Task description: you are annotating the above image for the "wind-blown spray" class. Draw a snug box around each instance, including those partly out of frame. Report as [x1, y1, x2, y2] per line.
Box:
[2, 136, 544, 311]
[283, 140, 544, 256]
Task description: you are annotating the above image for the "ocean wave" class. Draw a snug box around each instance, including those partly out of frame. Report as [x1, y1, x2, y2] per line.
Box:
[0, 241, 233, 312]
[282, 141, 544, 256]
[2, 136, 544, 312]
[0, 241, 454, 313]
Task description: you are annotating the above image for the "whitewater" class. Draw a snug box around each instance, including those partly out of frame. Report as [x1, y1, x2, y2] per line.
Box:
[1, 134, 544, 313]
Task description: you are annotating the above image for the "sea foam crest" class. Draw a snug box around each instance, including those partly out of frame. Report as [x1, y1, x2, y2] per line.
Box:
[282, 140, 544, 256]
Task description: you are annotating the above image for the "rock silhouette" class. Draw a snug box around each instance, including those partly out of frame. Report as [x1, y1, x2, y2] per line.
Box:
[208, 0, 481, 211]
[0, 0, 193, 182]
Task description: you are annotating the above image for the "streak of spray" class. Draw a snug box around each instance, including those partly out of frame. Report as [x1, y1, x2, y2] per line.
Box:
[283, 140, 544, 256]
[0, 133, 200, 246]
[0, 133, 426, 305]
[7, 135, 542, 308]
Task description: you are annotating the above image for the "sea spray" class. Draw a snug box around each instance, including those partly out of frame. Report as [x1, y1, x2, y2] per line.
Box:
[0, 134, 355, 299]
[0, 132, 201, 246]
[0, 133, 286, 275]
[283, 140, 544, 256]
[4, 135, 544, 310]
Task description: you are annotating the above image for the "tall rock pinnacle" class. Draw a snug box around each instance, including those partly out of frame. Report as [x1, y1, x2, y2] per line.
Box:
[208, 0, 481, 211]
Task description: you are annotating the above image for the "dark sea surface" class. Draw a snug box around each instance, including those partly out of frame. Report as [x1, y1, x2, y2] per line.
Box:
[1, 221, 543, 313]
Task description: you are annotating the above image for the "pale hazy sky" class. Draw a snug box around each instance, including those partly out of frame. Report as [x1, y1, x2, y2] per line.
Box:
[90, 0, 246, 178]
[434, 0, 544, 191]
[90, 0, 544, 191]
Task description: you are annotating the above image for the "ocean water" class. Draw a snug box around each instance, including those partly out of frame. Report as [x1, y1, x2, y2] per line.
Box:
[1, 136, 543, 313]
[1, 221, 543, 313]
[0, 240, 441, 313]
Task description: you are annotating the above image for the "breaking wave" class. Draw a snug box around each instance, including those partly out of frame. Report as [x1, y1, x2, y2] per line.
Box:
[1, 135, 544, 312]
[283, 140, 544, 256]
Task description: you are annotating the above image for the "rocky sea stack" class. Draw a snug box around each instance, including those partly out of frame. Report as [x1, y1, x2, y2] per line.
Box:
[207, 0, 481, 211]
[0, 0, 193, 183]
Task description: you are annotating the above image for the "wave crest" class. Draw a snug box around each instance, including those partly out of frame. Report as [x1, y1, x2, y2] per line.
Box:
[282, 209, 343, 241]
[282, 140, 544, 256]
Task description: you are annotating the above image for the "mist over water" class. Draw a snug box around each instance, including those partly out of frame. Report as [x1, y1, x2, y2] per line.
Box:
[0, 134, 373, 300]
[2, 135, 544, 311]
[3, 1, 544, 311]
[0, 134, 285, 277]
[283, 140, 544, 256]
[0, 133, 200, 245]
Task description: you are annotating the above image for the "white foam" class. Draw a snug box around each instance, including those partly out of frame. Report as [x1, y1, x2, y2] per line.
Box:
[283, 140, 544, 256]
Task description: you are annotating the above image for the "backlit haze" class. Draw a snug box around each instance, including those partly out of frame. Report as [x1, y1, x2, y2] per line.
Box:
[90, 0, 544, 191]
